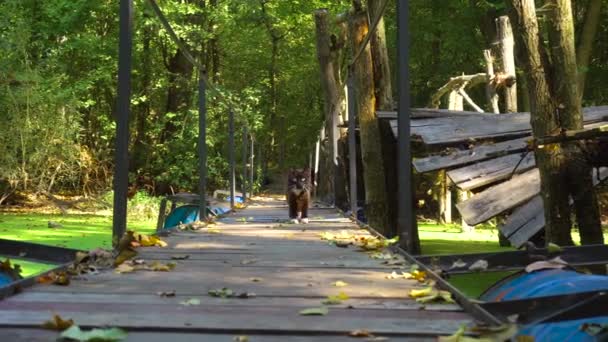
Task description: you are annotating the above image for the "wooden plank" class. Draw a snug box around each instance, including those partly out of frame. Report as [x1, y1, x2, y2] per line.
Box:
[390, 106, 608, 144]
[500, 167, 608, 247]
[0, 304, 469, 335]
[7, 292, 463, 311]
[447, 152, 535, 190]
[413, 137, 529, 173]
[26, 267, 423, 298]
[377, 108, 487, 119]
[0, 329, 436, 342]
[500, 196, 543, 239]
[0, 200, 472, 337]
[456, 169, 540, 225]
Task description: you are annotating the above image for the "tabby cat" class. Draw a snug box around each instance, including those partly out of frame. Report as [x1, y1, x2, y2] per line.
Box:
[286, 168, 311, 224]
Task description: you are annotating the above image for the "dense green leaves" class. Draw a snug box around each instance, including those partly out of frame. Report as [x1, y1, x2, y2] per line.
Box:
[1, 0, 606, 202]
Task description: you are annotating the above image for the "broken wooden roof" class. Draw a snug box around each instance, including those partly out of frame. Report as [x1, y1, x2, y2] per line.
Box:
[380, 106, 608, 247]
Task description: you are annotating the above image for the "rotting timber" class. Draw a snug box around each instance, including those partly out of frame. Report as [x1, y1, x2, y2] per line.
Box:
[378, 107, 608, 248]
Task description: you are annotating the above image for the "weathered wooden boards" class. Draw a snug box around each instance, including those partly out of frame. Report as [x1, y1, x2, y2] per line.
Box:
[413, 137, 528, 173]
[0, 200, 470, 341]
[389, 106, 608, 145]
[499, 168, 608, 247]
[456, 169, 540, 226]
[447, 152, 535, 191]
[387, 106, 608, 247]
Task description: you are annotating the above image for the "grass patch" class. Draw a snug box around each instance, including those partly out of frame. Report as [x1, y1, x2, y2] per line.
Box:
[419, 223, 515, 298]
[0, 209, 156, 277]
[0, 257, 56, 278]
[0, 212, 156, 251]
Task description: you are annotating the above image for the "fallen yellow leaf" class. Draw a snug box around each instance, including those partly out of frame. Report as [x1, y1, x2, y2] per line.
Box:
[42, 314, 74, 331]
[332, 280, 348, 287]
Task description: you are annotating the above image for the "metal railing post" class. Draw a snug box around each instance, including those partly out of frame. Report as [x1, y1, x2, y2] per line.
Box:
[113, 0, 133, 248]
[229, 108, 236, 209]
[396, 0, 419, 254]
[198, 71, 207, 220]
[242, 126, 248, 203]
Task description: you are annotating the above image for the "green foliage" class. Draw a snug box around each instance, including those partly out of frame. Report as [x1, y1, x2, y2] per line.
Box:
[2, 0, 607, 204]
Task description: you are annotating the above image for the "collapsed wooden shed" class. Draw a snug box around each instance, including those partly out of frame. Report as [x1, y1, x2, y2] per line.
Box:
[379, 106, 608, 247]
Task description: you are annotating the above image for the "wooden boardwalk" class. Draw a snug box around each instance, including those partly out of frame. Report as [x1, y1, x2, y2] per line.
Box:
[0, 199, 471, 341]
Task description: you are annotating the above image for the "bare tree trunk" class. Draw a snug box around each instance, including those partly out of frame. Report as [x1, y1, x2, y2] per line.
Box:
[576, 0, 602, 98]
[545, 0, 603, 244]
[368, 0, 397, 236]
[496, 16, 518, 112]
[349, 5, 390, 235]
[314, 9, 341, 205]
[506, 0, 603, 246]
[484, 50, 499, 113]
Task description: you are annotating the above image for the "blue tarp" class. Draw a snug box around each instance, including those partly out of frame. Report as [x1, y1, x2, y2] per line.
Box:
[482, 270, 608, 341]
[162, 204, 231, 229]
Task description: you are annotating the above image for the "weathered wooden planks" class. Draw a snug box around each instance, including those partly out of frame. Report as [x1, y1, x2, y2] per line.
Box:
[0, 329, 436, 342]
[447, 152, 535, 190]
[456, 169, 540, 226]
[390, 106, 608, 144]
[0, 200, 471, 339]
[413, 137, 529, 173]
[499, 167, 608, 247]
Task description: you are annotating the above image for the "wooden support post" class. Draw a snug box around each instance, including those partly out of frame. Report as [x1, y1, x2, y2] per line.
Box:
[156, 198, 167, 232]
[113, 0, 133, 248]
[198, 71, 207, 221]
[484, 49, 499, 114]
[396, 0, 420, 253]
[445, 179, 452, 224]
[496, 16, 517, 112]
[459, 190, 473, 232]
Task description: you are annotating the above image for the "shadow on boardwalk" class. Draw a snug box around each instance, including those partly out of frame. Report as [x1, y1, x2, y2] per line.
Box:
[0, 198, 471, 341]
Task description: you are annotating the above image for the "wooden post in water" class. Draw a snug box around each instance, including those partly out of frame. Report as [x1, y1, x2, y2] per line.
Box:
[113, 0, 133, 248]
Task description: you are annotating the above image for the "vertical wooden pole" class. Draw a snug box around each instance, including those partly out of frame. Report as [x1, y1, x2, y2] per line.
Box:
[496, 16, 518, 112]
[397, 0, 420, 254]
[113, 0, 133, 248]
[484, 50, 499, 114]
[198, 71, 207, 221]
[242, 126, 248, 203]
[347, 73, 358, 219]
[229, 109, 235, 209]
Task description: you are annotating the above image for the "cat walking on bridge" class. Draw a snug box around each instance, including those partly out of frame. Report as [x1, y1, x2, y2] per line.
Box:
[286, 168, 311, 224]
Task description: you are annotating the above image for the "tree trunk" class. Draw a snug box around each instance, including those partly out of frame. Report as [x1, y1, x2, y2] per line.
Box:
[369, 0, 397, 236]
[349, 5, 391, 235]
[576, 0, 602, 98]
[506, 0, 603, 246]
[495, 16, 518, 113]
[314, 9, 342, 205]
